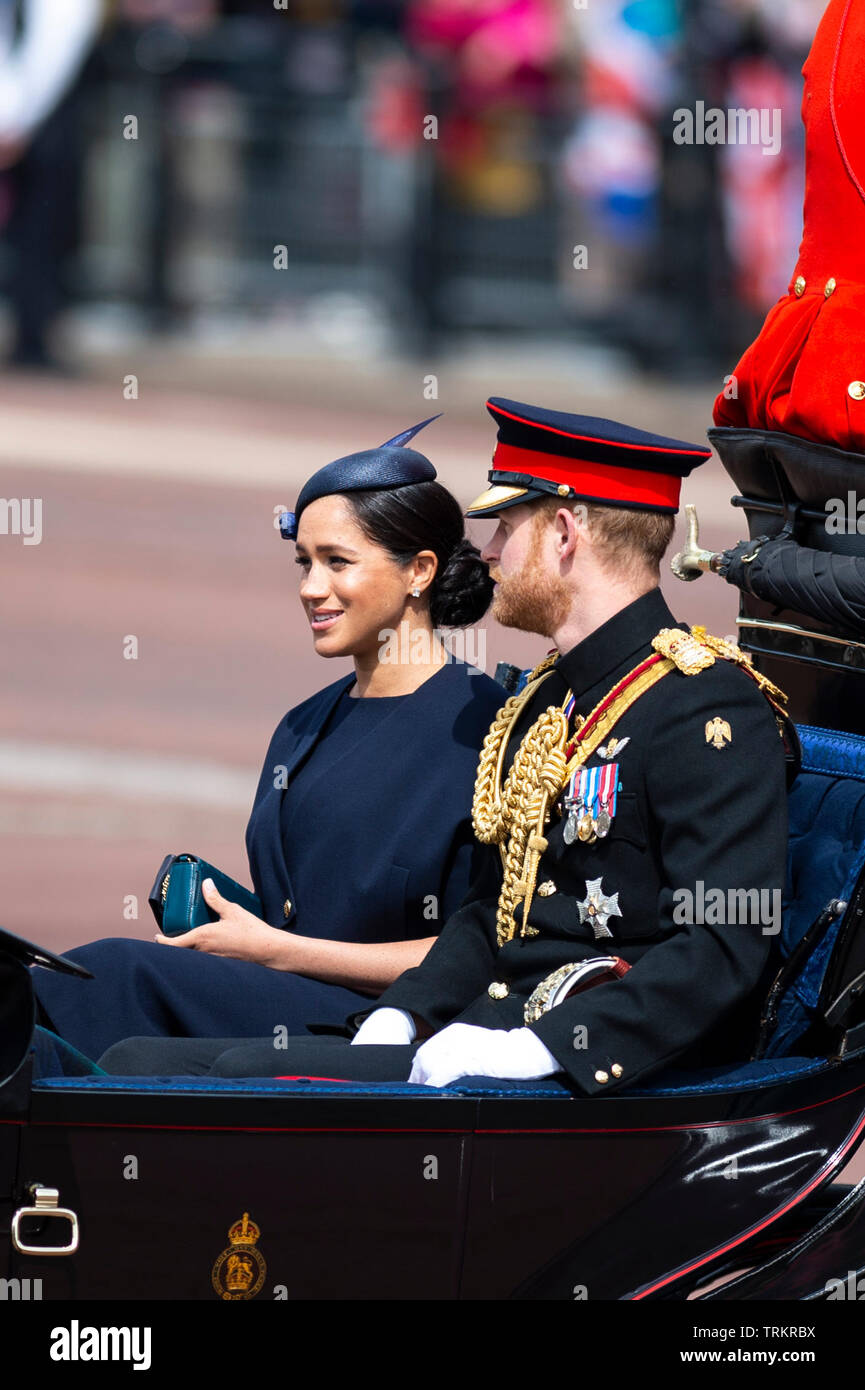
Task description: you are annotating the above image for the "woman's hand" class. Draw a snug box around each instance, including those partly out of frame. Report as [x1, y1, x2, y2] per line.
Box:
[155, 878, 288, 967]
[156, 878, 438, 989]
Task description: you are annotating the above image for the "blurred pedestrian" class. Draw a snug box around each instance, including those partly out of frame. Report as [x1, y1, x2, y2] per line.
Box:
[0, 0, 103, 368]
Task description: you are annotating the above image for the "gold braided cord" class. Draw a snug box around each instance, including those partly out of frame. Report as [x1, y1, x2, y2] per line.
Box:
[473, 653, 675, 946]
[472, 654, 566, 946]
[472, 652, 558, 844]
[492, 702, 568, 948]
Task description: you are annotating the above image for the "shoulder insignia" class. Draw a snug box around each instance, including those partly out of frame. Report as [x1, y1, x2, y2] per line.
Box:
[690, 626, 751, 664]
[651, 627, 715, 675]
[653, 625, 789, 708]
[705, 716, 732, 749]
[690, 625, 789, 705]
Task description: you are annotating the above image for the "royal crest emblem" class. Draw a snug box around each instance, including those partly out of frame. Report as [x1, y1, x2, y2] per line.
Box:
[211, 1212, 267, 1301]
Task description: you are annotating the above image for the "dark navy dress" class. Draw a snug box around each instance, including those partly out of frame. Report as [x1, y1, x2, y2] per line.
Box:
[33, 660, 504, 1061]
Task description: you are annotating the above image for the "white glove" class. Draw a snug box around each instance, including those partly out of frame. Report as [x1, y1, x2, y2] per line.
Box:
[408, 1022, 563, 1088]
[351, 1007, 416, 1046]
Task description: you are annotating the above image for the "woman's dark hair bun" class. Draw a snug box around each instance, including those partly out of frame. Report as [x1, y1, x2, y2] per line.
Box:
[430, 536, 493, 628]
[343, 480, 494, 629]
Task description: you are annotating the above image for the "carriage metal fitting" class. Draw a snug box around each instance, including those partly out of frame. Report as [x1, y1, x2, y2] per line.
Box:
[11, 1183, 80, 1256]
[671, 504, 723, 581]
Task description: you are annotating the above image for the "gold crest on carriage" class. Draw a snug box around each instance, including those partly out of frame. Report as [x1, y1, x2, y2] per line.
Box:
[211, 1212, 267, 1301]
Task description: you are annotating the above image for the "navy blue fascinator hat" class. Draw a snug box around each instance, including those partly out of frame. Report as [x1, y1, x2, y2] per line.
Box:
[279, 415, 442, 540]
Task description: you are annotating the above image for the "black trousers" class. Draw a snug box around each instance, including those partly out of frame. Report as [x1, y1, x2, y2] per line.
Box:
[98, 1034, 422, 1081]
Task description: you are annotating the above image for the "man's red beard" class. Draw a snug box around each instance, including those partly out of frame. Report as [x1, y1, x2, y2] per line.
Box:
[489, 526, 572, 638]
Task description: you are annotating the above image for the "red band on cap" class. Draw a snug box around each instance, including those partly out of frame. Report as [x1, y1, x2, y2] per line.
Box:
[493, 442, 681, 509]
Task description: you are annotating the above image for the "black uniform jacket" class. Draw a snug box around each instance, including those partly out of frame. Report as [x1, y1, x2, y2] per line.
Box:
[370, 588, 789, 1095]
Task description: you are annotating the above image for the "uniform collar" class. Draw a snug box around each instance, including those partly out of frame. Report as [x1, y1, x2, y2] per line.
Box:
[555, 587, 677, 703]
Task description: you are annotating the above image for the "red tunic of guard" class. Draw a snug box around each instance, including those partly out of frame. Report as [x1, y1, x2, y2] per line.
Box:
[713, 0, 865, 452]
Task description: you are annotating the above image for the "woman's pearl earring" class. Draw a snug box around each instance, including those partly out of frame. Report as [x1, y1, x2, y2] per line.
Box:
[411, 587, 421, 598]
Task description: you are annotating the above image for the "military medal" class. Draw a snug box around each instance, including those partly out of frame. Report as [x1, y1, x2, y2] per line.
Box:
[563, 764, 620, 844]
[578, 811, 596, 843]
[561, 692, 581, 843]
[577, 877, 622, 940]
[594, 778, 618, 839]
[562, 781, 588, 844]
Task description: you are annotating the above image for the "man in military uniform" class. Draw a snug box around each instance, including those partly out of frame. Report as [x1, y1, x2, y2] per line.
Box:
[101, 399, 790, 1093]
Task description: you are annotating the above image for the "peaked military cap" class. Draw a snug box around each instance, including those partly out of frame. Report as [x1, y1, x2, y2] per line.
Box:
[279, 415, 441, 540]
[466, 398, 712, 518]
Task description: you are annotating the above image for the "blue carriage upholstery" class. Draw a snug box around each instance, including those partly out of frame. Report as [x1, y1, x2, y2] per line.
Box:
[32, 1055, 833, 1100]
[28, 726, 865, 1101]
[767, 725, 865, 1057]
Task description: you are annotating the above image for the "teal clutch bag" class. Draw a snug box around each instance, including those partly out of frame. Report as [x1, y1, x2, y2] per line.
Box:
[148, 854, 263, 937]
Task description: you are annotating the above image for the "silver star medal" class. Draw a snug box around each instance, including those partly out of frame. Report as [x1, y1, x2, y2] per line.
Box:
[577, 877, 622, 940]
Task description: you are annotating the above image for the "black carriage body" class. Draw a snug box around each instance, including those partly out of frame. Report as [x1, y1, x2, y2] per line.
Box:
[2, 1045, 865, 1302]
[4, 710, 865, 1302]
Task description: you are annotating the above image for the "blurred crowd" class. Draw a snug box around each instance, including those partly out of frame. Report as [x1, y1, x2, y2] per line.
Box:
[0, 0, 830, 374]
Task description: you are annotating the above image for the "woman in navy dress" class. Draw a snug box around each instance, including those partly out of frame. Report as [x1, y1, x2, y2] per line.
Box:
[33, 425, 505, 1063]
